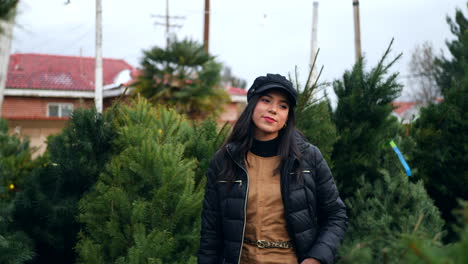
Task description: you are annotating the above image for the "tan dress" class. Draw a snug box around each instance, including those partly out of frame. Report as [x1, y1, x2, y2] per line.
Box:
[240, 152, 298, 264]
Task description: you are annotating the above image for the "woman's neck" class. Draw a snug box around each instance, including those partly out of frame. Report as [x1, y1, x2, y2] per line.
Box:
[250, 136, 280, 157]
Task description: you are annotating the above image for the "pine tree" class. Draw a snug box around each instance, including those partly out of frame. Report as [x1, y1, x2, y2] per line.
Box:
[338, 170, 444, 264]
[0, 0, 17, 22]
[77, 98, 203, 264]
[331, 41, 403, 199]
[292, 58, 338, 164]
[0, 200, 34, 264]
[13, 108, 115, 264]
[399, 201, 468, 263]
[182, 118, 229, 186]
[412, 4, 468, 242]
[0, 118, 35, 263]
[134, 38, 229, 119]
[0, 118, 36, 201]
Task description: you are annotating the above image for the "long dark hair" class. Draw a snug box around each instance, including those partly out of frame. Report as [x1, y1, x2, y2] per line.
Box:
[218, 92, 303, 184]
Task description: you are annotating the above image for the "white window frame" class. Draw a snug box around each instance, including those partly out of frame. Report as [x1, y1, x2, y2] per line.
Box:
[47, 103, 74, 117]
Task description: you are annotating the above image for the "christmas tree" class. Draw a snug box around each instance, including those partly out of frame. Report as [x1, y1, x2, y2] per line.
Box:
[0, 118, 35, 263]
[338, 170, 444, 263]
[411, 4, 468, 242]
[332, 40, 403, 199]
[13, 108, 115, 264]
[292, 63, 338, 164]
[77, 98, 203, 264]
[182, 118, 229, 186]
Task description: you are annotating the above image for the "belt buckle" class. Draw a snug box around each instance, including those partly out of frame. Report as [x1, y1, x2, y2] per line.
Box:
[256, 240, 267, 248]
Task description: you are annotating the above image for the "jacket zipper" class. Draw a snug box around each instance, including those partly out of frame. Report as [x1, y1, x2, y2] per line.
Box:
[218, 180, 242, 186]
[227, 147, 249, 264]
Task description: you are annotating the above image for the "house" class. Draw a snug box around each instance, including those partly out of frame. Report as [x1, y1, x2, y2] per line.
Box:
[1, 53, 248, 156]
[219, 87, 247, 124]
[392, 101, 420, 124]
[392, 98, 443, 124]
[1, 53, 136, 156]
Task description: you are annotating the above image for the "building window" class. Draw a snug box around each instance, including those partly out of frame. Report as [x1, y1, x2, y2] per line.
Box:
[48, 103, 74, 117]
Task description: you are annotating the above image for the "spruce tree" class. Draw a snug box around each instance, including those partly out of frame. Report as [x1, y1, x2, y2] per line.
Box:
[331, 41, 403, 199]
[0, 200, 34, 264]
[338, 170, 444, 264]
[182, 118, 229, 186]
[0, 0, 17, 23]
[13, 109, 115, 264]
[399, 201, 468, 263]
[412, 5, 468, 241]
[0, 119, 35, 264]
[77, 98, 203, 264]
[0, 118, 36, 201]
[292, 61, 338, 164]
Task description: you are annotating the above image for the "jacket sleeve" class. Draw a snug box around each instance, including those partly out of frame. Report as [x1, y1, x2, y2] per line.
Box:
[198, 158, 223, 264]
[306, 146, 348, 264]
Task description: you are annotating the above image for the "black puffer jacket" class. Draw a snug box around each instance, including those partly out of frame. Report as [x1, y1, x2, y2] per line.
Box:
[198, 136, 347, 264]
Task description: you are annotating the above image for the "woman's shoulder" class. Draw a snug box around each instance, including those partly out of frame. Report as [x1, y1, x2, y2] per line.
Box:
[208, 145, 229, 169]
[295, 131, 324, 166]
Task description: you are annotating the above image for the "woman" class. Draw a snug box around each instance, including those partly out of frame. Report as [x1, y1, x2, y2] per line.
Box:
[198, 74, 347, 264]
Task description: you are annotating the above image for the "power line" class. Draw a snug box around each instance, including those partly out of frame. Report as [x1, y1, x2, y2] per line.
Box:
[150, 0, 185, 47]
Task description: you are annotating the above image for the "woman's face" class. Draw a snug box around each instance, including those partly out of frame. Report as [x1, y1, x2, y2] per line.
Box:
[252, 90, 290, 141]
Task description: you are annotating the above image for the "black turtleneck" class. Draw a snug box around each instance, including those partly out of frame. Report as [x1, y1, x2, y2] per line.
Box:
[250, 137, 280, 157]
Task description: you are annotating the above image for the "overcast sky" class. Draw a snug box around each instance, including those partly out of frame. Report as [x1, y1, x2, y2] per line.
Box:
[10, 0, 467, 101]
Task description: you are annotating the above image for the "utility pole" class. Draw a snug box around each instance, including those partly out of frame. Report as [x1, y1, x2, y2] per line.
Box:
[152, 0, 185, 48]
[203, 0, 210, 53]
[166, 0, 169, 47]
[352, 0, 362, 61]
[309, 1, 319, 84]
[95, 0, 103, 113]
[0, 19, 14, 116]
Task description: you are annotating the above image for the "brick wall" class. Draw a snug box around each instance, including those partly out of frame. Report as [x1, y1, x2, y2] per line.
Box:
[1, 96, 95, 118]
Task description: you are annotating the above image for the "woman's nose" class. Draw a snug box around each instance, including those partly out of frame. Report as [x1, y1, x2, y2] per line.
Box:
[268, 105, 277, 114]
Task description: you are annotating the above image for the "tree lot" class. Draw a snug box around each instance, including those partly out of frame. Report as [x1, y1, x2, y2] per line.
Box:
[0, 4, 467, 264]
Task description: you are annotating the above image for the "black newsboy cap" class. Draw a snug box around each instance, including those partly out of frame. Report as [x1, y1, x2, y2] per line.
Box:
[247, 73, 297, 107]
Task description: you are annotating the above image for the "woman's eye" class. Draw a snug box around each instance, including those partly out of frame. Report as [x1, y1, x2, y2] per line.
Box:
[280, 104, 288, 110]
[262, 98, 270, 103]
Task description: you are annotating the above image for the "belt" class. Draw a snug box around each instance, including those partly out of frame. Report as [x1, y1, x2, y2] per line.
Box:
[243, 238, 294, 249]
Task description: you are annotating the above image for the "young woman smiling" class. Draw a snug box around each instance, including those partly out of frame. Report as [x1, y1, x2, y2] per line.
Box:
[198, 74, 347, 264]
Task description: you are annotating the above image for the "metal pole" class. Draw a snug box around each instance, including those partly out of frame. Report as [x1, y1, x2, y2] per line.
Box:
[203, 0, 210, 52]
[353, 0, 362, 61]
[0, 20, 14, 116]
[166, 0, 170, 48]
[95, 0, 103, 113]
[309, 1, 319, 84]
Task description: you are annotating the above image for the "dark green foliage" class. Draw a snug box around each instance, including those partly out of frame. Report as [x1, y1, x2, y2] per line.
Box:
[13, 108, 115, 264]
[77, 98, 203, 264]
[331, 41, 403, 199]
[183, 119, 229, 186]
[338, 170, 444, 263]
[434, 4, 468, 96]
[0, 118, 36, 201]
[0, 0, 17, 23]
[297, 101, 337, 164]
[412, 5, 468, 242]
[399, 201, 468, 263]
[134, 38, 229, 119]
[0, 119, 35, 263]
[0, 200, 34, 264]
[292, 58, 338, 164]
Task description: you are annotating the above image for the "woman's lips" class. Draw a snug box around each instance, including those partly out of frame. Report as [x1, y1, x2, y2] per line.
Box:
[264, 116, 276, 123]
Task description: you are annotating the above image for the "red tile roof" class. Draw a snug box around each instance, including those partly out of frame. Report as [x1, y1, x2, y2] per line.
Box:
[6, 53, 136, 91]
[227, 87, 247, 96]
[392, 101, 417, 115]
